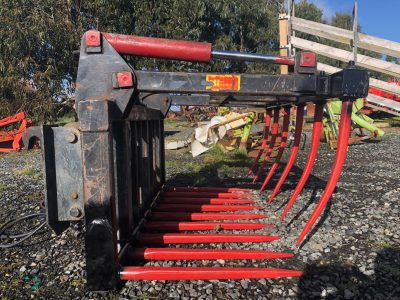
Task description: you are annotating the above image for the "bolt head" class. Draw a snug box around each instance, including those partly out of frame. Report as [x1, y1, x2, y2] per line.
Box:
[69, 207, 82, 218]
[65, 132, 77, 143]
[70, 192, 79, 200]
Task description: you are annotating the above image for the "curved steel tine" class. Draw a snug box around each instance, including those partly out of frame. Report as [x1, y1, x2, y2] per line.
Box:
[268, 104, 305, 203]
[296, 101, 352, 245]
[248, 109, 272, 175]
[280, 102, 324, 221]
[260, 106, 291, 193]
[252, 107, 280, 183]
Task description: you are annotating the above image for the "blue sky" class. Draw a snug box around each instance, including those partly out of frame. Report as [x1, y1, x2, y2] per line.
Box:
[301, 0, 400, 42]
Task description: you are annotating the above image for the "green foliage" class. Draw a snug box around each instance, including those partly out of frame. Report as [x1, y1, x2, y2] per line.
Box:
[1, 0, 393, 123]
[0, 0, 286, 122]
[0, 1, 82, 122]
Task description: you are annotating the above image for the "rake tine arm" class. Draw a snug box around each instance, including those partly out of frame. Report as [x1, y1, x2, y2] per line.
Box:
[280, 102, 324, 220]
[296, 100, 353, 245]
[268, 104, 305, 203]
[253, 107, 280, 183]
[260, 106, 291, 193]
[248, 109, 272, 175]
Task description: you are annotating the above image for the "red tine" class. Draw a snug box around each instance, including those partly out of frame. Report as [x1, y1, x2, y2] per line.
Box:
[149, 212, 268, 221]
[248, 109, 272, 175]
[280, 103, 324, 221]
[154, 204, 262, 212]
[167, 187, 252, 193]
[128, 248, 294, 260]
[259, 106, 291, 193]
[268, 104, 305, 203]
[143, 221, 275, 231]
[139, 233, 280, 244]
[120, 266, 304, 281]
[253, 107, 280, 183]
[159, 198, 256, 205]
[296, 101, 353, 245]
[162, 192, 254, 199]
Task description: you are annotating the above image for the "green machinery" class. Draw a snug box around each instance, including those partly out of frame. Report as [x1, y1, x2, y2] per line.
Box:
[322, 99, 385, 149]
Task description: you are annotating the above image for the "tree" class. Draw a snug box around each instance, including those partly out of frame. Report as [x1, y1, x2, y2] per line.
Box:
[0, 0, 82, 122]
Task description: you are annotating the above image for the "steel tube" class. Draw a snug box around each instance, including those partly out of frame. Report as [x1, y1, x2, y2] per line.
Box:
[102, 32, 212, 62]
[212, 50, 295, 65]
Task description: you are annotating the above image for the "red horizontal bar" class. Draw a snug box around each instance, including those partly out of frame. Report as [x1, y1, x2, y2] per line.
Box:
[167, 187, 252, 193]
[154, 204, 262, 212]
[120, 266, 304, 280]
[102, 32, 212, 62]
[139, 233, 280, 244]
[144, 221, 275, 231]
[128, 248, 294, 260]
[149, 212, 268, 221]
[163, 192, 255, 199]
[160, 198, 256, 205]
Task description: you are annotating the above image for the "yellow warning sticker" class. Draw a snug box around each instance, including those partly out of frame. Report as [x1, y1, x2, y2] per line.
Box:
[206, 75, 241, 92]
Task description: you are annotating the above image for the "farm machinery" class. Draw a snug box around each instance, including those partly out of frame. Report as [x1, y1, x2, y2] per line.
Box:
[22, 31, 368, 290]
[0, 112, 32, 152]
[321, 99, 385, 149]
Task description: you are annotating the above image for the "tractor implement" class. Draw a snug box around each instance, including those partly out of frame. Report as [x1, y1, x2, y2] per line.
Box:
[22, 30, 368, 290]
[0, 112, 32, 152]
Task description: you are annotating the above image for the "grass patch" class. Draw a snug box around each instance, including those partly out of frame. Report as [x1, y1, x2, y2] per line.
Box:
[204, 145, 250, 167]
[55, 114, 76, 126]
[15, 166, 42, 180]
[0, 183, 6, 194]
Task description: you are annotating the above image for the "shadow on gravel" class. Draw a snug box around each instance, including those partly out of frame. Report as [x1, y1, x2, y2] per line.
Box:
[166, 160, 328, 193]
[297, 248, 400, 299]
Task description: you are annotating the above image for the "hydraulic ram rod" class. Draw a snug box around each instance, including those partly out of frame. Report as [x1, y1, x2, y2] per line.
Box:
[99, 32, 294, 65]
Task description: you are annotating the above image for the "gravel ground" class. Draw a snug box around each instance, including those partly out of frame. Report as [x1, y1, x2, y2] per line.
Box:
[0, 129, 399, 299]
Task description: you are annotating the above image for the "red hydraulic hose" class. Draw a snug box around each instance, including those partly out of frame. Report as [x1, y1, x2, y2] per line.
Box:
[296, 100, 353, 245]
